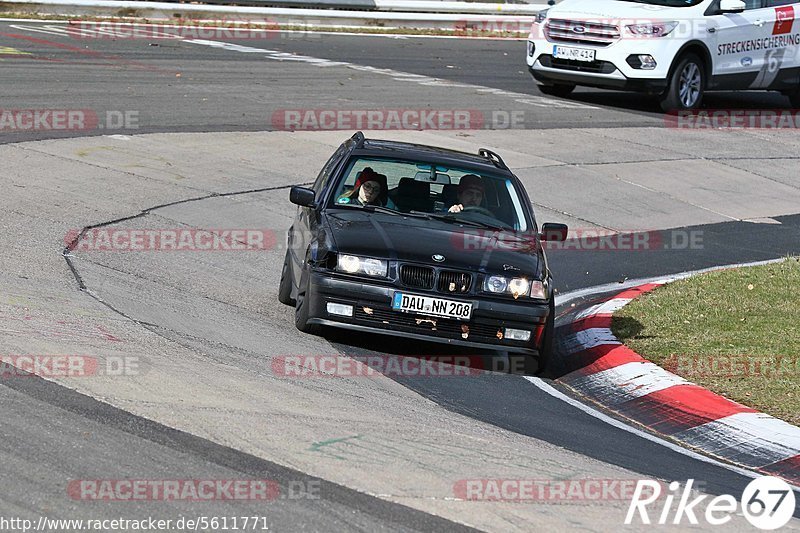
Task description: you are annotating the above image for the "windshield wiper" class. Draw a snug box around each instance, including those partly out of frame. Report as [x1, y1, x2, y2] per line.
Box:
[410, 211, 509, 232]
[335, 204, 403, 216]
[362, 204, 403, 216]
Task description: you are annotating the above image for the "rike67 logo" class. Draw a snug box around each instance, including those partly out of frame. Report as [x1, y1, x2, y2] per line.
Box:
[626, 476, 796, 530]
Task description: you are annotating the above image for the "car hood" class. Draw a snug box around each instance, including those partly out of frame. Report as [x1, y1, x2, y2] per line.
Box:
[325, 210, 543, 277]
[549, 0, 693, 20]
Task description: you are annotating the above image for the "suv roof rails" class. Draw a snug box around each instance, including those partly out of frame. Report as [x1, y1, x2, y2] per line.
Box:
[351, 131, 366, 149]
[478, 148, 508, 171]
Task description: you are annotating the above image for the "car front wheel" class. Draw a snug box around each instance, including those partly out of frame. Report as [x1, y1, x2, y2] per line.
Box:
[660, 54, 705, 112]
[294, 270, 323, 336]
[278, 250, 295, 306]
[535, 297, 556, 375]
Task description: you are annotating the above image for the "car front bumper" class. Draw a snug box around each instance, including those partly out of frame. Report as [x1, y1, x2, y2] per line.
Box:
[305, 271, 551, 355]
[528, 63, 668, 93]
[526, 37, 682, 94]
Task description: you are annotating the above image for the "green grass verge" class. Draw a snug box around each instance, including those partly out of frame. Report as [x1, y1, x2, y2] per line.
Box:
[612, 258, 800, 426]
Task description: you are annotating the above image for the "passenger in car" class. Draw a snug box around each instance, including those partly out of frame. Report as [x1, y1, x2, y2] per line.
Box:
[447, 174, 485, 213]
[337, 167, 388, 207]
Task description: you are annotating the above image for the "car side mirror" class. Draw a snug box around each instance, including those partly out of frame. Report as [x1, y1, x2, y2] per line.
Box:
[290, 186, 316, 208]
[719, 0, 745, 13]
[540, 223, 568, 242]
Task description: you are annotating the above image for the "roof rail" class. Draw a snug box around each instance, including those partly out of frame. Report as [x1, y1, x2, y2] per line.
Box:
[351, 131, 366, 149]
[478, 148, 508, 170]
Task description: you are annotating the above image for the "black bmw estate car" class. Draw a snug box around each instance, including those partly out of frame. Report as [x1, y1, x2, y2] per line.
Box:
[278, 132, 567, 370]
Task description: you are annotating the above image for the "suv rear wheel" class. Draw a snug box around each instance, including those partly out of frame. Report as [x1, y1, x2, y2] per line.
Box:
[660, 54, 705, 112]
[788, 88, 800, 108]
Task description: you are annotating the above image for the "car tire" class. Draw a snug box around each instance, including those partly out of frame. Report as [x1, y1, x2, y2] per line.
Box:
[294, 270, 323, 336]
[535, 297, 556, 375]
[787, 88, 800, 108]
[278, 250, 295, 306]
[538, 84, 576, 97]
[660, 53, 705, 112]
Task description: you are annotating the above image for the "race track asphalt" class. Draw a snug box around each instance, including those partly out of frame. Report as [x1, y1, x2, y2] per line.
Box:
[2, 21, 799, 530]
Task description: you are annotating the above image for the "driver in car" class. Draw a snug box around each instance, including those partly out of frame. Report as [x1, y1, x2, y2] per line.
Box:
[337, 167, 386, 206]
[448, 174, 485, 213]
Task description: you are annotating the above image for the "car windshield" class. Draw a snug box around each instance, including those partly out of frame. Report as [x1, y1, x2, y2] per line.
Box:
[616, 0, 705, 6]
[329, 157, 531, 231]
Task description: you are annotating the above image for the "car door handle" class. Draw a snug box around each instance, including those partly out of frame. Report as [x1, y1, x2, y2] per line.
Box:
[754, 19, 765, 26]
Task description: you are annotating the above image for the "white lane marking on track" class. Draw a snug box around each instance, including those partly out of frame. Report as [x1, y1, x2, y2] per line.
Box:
[8, 24, 75, 37]
[566, 360, 690, 405]
[673, 412, 800, 468]
[183, 38, 598, 110]
[554, 258, 786, 307]
[525, 376, 800, 492]
[574, 297, 633, 319]
[174, 40, 268, 52]
[561, 327, 621, 354]
[8, 23, 183, 39]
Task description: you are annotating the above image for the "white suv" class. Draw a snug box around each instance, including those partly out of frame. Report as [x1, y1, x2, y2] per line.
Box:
[526, 0, 800, 110]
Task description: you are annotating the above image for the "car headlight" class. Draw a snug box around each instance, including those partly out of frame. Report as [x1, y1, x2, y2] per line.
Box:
[483, 276, 547, 300]
[338, 254, 361, 273]
[485, 275, 509, 293]
[509, 278, 530, 298]
[535, 9, 549, 24]
[362, 258, 387, 277]
[626, 21, 678, 37]
[335, 254, 388, 277]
